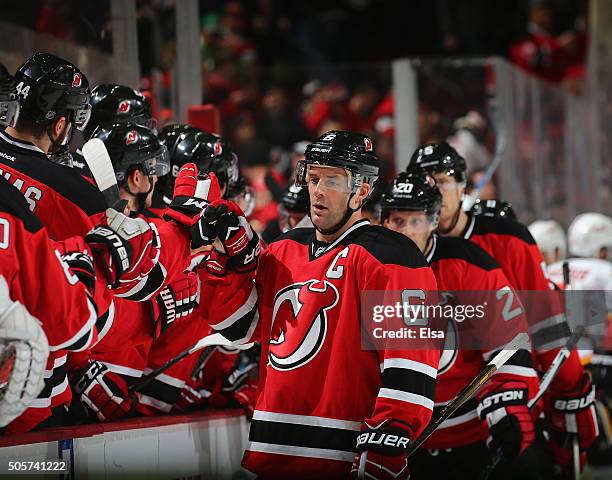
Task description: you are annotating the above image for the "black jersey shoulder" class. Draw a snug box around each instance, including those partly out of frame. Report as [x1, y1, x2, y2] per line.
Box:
[471, 214, 536, 245]
[0, 133, 107, 215]
[0, 176, 43, 233]
[434, 236, 500, 271]
[345, 225, 430, 268]
[270, 226, 315, 247]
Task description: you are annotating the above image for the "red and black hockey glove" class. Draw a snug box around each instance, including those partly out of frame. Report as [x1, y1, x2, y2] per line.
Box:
[172, 378, 209, 412]
[55, 236, 96, 296]
[544, 371, 598, 473]
[71, 361, 133, 422]
[155, 271, 199, 337]
[477, 380, 535, 461]
[85, 208, 160, 291]
[164, 163, 221, 228]
[350, 418, 412, 480]
[193, 200, 261, 274]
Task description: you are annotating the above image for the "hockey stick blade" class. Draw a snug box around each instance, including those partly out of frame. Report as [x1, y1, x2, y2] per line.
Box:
[81, 138, 124, 210]
[407, 331, 530, 456]
[129, 333, 254, 393]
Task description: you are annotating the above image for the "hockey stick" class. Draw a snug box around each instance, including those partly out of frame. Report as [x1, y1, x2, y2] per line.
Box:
[406, 332, 530, 457]
[81, 138, 127, 212]
[479, 325, 586, 480]
[129, 333, 253, 393]
[461, 96, 508, 211]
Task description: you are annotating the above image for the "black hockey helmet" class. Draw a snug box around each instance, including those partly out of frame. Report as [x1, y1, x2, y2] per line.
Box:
[84, 84, 153, 139]
[296, 130, 379, 192]
[13, 53, 91, 131]
[0, 64, 19, 128]
[158, 123, 238, 197]
[95, 123, 170, 184]
[470, 198, 517, 221]
[281, 184, 309, 213]
[381, 169, 442, 225]
[408, 142, 467, 183]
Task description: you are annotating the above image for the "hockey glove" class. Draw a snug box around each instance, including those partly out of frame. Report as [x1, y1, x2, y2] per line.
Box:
[71, 361, 133, 422]
[56, 236, 96, 295]
[350, 418, 412, 480]
[86, 208, 160, 290]
[172, 378, 209, 413]
[477, 380, 535, 461]
[0, 277, 50, 427]
[221, 361, 258, 420]
[164, 163, 221, 227]
[155, 271, 199, 337]
[544, 371, 598, 473]
[194, 200, 261, 274]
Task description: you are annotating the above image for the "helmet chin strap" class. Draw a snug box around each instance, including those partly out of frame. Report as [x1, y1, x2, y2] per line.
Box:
[46, 121, 74, 167]
[125, 176, 154, 213]
[438, 203, 462, 235]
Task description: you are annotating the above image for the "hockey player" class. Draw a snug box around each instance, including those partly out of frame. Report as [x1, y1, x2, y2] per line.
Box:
[156, 124, 238, 202]
[72, 83, 155, 174]
[228, 174, 255, 218]
[381, 170, 540, 478]
[195, 131, 439, 479]
[528, 219, 567, 266]
[408, 142, 599, 477]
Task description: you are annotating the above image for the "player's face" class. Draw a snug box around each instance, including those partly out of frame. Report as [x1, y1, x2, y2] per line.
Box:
[307, 165, 352, 231]
[433, 173, 464, 230]
[384, 210, 432, 252]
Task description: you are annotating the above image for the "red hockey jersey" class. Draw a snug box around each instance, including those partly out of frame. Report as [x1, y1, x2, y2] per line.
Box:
[461, 213, 584, 391]
[199, 219, 440, 479]
[0, 177, 98, 433]
[423, 235, 538, 449]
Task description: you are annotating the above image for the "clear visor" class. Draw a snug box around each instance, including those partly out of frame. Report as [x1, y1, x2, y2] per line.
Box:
[227, 153, 239, 184]
[143, 144, 171, 177]
[296, 161, 352, 194]
[233, 185, 255, 217]
[73, 104, 92, 132]
[0, 98, 20, 128]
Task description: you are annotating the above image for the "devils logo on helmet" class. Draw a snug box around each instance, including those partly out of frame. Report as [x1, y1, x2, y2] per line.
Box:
[72, 73, 82, 88]
[125, 130, 138, 145]
[269, 280, 339, 371]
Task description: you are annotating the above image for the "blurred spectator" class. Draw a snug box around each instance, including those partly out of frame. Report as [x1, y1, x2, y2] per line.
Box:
[447, 110, 490, 171]
[259, 87, 308, 149]
[509, 0, 587, 84]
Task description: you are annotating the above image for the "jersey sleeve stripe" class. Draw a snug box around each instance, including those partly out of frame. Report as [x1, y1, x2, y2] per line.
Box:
[95, 300, 115, 342]
[116, 262, 167, 302]
[381, 369, 437, 402]
[137, 394, 174, 414]
[247, 442, 355, 463]
[211, 285, 258, 330]
[529, 313, 567, 335]
[48, 297, 97, 352]
[252, 410, 361, 431]
[100, 361, 143, 379]
[493, 365, 538, 377]
[248, 415, 359, 458]
[532, 322, 571, 351]
[216, 309, 259, 344]
[378, 388, 435, 410]
[381, 358, 438, 378]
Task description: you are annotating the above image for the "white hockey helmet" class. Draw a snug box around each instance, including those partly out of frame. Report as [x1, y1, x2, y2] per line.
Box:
[568, 212, 612, 258]
[529, 220, 566, 259]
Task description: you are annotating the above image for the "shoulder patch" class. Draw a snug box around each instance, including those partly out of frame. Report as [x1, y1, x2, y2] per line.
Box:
[345, 225, 430, 268]
[472, 215, 536, 245]
[435, 236, 500, 271]
[0, 176, 43, 233]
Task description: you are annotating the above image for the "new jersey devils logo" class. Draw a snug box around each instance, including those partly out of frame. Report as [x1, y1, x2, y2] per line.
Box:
[213, 142, 222, 156]
[72, 73, 82, 88]
[125, 130, 138, 145]
[269, 280, 339, 371]
[117, 100, 131, 114]
[364, 137, 373, 152]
